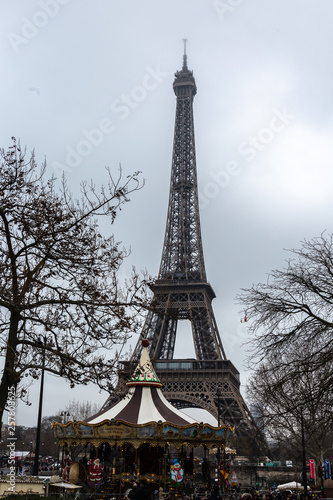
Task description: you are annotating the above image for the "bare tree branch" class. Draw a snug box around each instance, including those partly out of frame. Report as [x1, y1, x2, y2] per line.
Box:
[0, 138, 151, 428]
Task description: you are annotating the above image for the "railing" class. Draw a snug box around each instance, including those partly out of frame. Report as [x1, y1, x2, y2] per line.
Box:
[120, 359, 240, 382]
[155, 359, 240, 380]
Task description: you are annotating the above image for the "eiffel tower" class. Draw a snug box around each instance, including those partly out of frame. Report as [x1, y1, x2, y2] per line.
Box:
[110, 43, 258, 440]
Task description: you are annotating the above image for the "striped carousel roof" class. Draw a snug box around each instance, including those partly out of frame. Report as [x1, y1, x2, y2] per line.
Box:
[86, 339, 198, 426]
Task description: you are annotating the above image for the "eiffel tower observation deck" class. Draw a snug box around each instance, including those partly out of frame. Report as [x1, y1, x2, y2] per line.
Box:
[106, 43, 259, 441]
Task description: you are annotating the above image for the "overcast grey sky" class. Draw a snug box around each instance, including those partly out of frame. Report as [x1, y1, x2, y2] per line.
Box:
[2, 0, 333, 427]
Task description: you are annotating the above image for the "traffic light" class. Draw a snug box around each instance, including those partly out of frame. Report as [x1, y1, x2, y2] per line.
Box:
[318, 465, 324, 478]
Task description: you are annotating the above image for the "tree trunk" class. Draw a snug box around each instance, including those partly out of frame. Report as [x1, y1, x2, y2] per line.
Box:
[0, 311, 20, 433]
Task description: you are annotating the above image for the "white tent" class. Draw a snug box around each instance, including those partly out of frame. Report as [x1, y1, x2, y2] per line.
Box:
[51, 482, 82, 490]
[277, 481, 310, 491]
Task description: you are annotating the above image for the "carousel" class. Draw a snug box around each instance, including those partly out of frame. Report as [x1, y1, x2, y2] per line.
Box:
[52, 340, 234, 493]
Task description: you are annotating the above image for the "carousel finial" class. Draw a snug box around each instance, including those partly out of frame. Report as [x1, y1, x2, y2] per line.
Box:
[127, 338, 161, 387]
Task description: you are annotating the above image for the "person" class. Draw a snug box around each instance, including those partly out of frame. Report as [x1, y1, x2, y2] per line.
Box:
[158, 487, 167, 500]
[128, 483, 138, 500]
[131, 480, 151, 500]
[241, 491, 252, 500]
[208, 487, 221, 500]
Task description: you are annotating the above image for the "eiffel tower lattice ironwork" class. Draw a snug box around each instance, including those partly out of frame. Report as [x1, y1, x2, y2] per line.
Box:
[110, 44, 257, 438]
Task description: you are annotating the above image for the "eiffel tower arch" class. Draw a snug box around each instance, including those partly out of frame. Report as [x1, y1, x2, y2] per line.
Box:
[105, 44, 260, 443]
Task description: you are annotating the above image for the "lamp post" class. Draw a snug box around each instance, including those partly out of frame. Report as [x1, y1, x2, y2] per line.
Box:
[216, 385, 221, 462]
[60, 411, 70, 476]
[33, 337, 48, 476]
[216, 385, 224, 497]
[300, 407, 308, 499]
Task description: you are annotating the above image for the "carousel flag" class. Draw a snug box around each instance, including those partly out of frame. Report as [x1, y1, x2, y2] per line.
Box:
[309, 459, 315, 479]
[219, 462, 231, 481]
[325, 459, 331, 479]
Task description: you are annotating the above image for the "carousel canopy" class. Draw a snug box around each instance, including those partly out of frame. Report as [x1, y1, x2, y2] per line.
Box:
[52, 340, 234, 449]
[86, 339, 197, 426]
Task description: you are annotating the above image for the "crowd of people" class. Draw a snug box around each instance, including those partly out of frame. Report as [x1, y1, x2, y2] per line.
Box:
[123, 485, 328, 500]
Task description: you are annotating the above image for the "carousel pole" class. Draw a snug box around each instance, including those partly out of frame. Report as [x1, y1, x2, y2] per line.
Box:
[164, 447, 168, 493]
[158, 458, 162, 488]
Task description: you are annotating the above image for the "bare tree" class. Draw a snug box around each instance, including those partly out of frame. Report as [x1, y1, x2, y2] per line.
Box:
[238, 234, 333, 463]
[0, 138, 149, 428]
[246, 342, 333, 464]
[238, 233, 333, 393]
[61, 399, 100, 421]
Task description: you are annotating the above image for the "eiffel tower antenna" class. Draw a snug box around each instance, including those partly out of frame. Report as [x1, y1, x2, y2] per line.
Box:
[105, 44, 263, 446]
[182, 38, 188, 70]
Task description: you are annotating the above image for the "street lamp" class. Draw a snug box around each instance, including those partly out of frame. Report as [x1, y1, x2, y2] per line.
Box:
[300, 406, 308, 499]
[216, 385, 222, 463]
[60, 411, 70, 476]
[60, 411, 70, 424]
[216, 385, 225, 497]
[216, 385, 221, 427]
[33, 337, 47, 476]
[33, 335, 53, 476]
